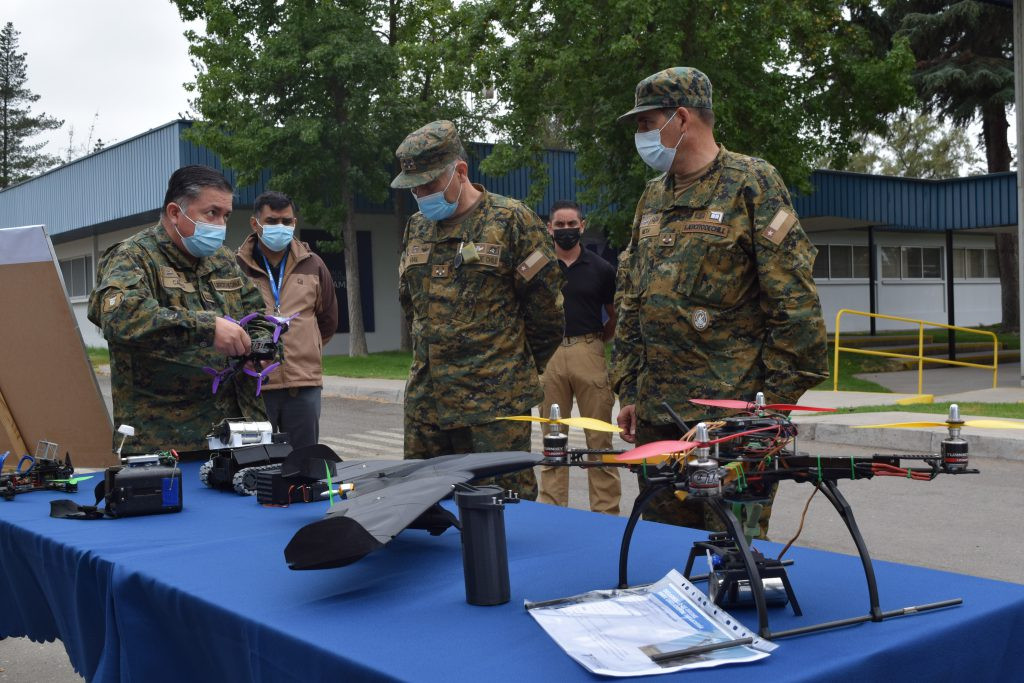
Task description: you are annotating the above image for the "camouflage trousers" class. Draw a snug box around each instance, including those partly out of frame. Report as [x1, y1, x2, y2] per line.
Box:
[404, 414, 538, 501]
[635, 420, 777, 540]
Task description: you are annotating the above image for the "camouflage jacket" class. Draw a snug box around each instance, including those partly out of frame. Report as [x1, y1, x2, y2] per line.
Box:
[611, 147, 828, 424]
[399, 185, 565, 428]
[87, 225, 269, 454]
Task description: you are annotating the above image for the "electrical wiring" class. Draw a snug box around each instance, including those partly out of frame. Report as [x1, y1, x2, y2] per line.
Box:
[776, 485, 821, 560]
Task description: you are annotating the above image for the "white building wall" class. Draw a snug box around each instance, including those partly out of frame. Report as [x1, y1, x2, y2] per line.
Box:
[320, 213, 403, 355]
[811, 230, 1002, 333]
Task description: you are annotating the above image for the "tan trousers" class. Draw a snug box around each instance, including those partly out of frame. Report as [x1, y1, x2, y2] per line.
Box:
[538, 337, 621, 515]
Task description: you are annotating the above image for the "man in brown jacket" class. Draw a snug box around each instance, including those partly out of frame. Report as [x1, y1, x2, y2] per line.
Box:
[237, 191, 339, 449]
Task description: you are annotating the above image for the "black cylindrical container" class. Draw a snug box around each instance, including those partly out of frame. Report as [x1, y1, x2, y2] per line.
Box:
[454, 485, 510, 606]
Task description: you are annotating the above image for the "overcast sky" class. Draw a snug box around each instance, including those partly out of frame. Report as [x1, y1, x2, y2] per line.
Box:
[6, 0, 201, 159]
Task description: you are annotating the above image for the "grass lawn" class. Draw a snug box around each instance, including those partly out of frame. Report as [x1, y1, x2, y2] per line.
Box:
[832, 324, 1019, 349]
[835, 401, 1024, 419]
[87, 347, 109, 368]
[322, 351, 411, 379]
[814, 352, 894, 393]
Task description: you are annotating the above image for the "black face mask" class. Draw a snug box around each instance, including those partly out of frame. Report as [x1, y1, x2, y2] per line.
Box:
[553, 228, 581, 250]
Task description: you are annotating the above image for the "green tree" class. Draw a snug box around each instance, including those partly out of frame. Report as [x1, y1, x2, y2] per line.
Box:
[476, 0, 916, 244]
[0, 21, 62, 188]
[172, 0, 492, 354]
[885, 0, 1017, 329]
[842, 109, 983, 178]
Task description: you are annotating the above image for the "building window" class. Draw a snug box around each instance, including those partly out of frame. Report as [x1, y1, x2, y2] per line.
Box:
[880, 246, 942, 280]
[812, 244, 869, 279]
[59, 255, 93, 298]
[952, 248, 998, 279]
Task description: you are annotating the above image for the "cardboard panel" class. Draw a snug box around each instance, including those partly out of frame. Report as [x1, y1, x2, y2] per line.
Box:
[0, 226, 115, 470]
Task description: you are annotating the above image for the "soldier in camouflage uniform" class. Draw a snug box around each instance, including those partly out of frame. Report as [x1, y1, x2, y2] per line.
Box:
[613, 68, 829, 537]
[392, 121, 565, 500]
[88, 165, 270, 456]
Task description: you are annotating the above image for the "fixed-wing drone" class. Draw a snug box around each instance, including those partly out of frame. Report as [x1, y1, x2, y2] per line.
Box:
[203, 312, 297, 396]
[284, 450, 544, 570]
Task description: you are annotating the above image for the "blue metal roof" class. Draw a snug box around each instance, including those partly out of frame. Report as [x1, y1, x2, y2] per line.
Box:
[794, 169, 1017, 231]
[1, 121, 1016, 240]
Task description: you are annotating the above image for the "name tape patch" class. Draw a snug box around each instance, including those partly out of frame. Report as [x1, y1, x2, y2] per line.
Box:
[680, 221, 728, 237]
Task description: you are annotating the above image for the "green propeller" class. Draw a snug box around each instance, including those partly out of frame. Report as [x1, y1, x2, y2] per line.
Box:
[51, 475, 95, 485]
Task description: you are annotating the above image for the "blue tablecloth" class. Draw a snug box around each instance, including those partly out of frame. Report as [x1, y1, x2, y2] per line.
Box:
[2, 461, 1022, 682]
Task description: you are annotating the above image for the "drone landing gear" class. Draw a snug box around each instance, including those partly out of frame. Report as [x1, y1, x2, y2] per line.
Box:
[682, 534, 801, 616]
[616, 478, 962, 640]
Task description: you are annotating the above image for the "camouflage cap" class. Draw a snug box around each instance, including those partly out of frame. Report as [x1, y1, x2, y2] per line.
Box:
[390, 120, 465, 189]
[617, 67, 713, 123]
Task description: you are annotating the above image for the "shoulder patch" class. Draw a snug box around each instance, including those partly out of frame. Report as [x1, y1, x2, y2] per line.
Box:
[762, 208, 797, 246]
[102, 291, 123, 313]
[516, 249, 550, 281]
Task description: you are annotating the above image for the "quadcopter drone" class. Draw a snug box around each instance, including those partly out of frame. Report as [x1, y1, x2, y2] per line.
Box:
[580, 395, 1014, 640]
[1, 441, 92, 501]
[203, 312, 297, 396]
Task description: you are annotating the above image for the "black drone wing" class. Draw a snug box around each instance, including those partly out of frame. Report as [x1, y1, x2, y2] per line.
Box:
[284, 451, 542, 570]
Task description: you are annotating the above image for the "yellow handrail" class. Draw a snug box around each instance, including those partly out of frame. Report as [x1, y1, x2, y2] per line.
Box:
[832, 309, 999, 394]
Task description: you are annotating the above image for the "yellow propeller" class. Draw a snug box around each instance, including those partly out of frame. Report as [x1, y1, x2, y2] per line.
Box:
[497, 415, 622, 433]
[855, 419, 1024, 430]
[853, 403, 1024, 431]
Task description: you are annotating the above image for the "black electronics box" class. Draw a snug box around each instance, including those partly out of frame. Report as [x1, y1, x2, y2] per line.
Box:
[255, 466, 329, 506]
[103, 464, 183, 518]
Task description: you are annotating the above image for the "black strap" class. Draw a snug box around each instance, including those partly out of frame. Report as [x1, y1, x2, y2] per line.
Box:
[49, 498, 104, 520]
[48, 479, 108, 520]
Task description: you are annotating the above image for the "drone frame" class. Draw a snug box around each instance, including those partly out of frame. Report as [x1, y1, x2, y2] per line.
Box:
[202, 312, 297, 396]
[543, 399, 974, 640]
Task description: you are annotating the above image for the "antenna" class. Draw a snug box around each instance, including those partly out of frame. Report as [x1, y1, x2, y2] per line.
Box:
[662, 401, 690, 433]
[115, 424, 135, 458]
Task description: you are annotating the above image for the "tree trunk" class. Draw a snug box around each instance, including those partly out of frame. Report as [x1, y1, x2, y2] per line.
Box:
[995, 233, 1019, 331]
[341, 154, 369, 356]
[982, 101, 1017, 332]
[395, 175, 411, 352]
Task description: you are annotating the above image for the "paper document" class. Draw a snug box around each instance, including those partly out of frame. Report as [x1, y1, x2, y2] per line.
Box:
[526, 569, 775, 676]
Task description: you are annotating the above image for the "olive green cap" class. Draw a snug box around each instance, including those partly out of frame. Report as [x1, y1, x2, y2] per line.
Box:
[617, 67, 713, 123]
[390, 120, 465, 189]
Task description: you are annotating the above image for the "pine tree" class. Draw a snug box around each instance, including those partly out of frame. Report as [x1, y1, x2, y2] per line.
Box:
[886, 0, 1017, 329]
[0, 22, 63, 188]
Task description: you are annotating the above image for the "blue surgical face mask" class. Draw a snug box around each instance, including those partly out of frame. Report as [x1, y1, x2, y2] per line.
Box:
[257, 222, 294, 252]
[414, 167, 462, 221]
[173, 205, 226, 258]
[634, 111, 684, 173]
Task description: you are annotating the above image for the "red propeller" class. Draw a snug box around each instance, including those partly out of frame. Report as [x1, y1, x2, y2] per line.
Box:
[615, 425, 786, 462]
[689, 398, 836, 413]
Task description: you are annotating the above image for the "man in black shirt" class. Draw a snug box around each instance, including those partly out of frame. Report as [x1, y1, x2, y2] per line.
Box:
[538, 200, 622, 515]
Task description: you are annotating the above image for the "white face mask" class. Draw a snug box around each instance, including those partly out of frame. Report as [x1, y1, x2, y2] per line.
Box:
[634, 111, 684, 173]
